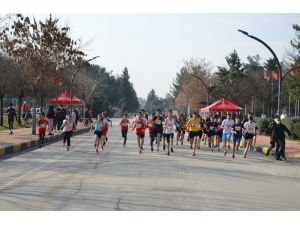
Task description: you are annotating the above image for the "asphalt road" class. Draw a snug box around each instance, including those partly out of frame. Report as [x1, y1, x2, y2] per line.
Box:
[0, 121, 300, 211]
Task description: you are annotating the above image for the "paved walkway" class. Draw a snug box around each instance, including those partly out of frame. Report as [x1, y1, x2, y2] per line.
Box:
[256, 135, 300, 158]
[0, 122, 87, 148]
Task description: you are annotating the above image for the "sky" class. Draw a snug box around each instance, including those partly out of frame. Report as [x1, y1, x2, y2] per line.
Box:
[27, 13, 300, 98]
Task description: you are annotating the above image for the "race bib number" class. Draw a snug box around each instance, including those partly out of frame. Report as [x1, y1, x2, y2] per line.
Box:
[136, 123, 142, 128]
[156, 120, 161, 125]
[40, 124, 46, 128]
[235, 126, 241, 131]
[209, 126, 215, 130]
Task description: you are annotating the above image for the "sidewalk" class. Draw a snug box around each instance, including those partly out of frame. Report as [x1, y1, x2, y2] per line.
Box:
[255, 135, 300, 159]
[0, 123, 89, 157]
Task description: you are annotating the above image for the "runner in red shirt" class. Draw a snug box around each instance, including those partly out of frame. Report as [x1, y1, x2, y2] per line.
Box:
[147, 113, 155, 152]
[101, 111, 112, 146]
[38, 112, 48, 148]
[119, 113, 130, 147]
[132, 112, 145, 154]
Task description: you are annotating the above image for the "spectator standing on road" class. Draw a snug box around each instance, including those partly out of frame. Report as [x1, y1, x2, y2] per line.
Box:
[267, 116, 291, 161]
[47, 104, 55, 135]
[61, 114, 73, 151]
[38, 112, 48, 148]
[7, 103, 17, 135]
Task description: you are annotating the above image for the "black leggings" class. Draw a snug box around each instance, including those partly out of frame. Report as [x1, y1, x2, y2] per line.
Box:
[63, 131, 73, 146]
[275, 139, 286, 158]
[39, 133, 45, 144]
[150, 133, 155, 147]
[8, 118, 14, 130]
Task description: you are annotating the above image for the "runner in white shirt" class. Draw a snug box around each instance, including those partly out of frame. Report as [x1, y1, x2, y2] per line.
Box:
[221, 113, 234, 156]
[243, 116, 256, 158]
[163, 110, 176, 156]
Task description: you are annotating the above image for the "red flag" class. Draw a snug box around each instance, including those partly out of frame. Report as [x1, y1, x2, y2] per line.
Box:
[263, 70, 270, 81]
[272, 71, 279, 80]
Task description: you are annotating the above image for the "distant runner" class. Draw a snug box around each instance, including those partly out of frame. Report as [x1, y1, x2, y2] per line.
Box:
[119, 113, 130, 147]
[132, 112, 146, 154]
[37, 112, 48, 148]
[91, 114, 104, 154]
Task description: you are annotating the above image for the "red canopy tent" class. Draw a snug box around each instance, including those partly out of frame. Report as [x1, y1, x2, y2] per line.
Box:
[200, 98, 242, 112]
[50, 91, 84, 106]
[71, 95, 85, 105]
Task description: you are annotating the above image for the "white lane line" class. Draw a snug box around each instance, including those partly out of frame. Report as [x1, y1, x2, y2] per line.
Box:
[0, 135, 88, 191]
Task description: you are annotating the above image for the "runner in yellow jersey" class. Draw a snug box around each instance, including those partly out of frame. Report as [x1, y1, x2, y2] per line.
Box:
[186, 112, 201, 156]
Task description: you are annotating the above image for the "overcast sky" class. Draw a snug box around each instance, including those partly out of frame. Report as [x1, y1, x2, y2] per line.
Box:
[28, 13, 300, 98]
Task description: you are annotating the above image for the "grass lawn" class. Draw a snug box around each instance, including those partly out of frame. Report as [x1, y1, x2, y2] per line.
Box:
[0, 116, 32, 131]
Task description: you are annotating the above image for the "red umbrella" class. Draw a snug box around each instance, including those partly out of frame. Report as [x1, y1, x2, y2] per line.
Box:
[200, 98, 242, 112]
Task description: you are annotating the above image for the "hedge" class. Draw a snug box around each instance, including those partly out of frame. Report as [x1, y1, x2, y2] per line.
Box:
[254, 117, 300, 140]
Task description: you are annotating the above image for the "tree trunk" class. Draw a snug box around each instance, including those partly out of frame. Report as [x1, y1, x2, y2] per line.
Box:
[32, 97, 37, 134]
[0, 95, 3, 127]
[17, 95, 23, 125]
[40, 96, 44, 113]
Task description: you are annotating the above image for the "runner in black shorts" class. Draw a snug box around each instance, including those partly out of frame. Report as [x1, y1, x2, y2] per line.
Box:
[152, 109, 164, 151]
[215, 117, 223, 151]
[175, 113, 186, 145]
[206, 116, 216, 151]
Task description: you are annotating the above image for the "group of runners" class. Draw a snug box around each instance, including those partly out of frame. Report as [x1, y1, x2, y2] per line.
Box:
[113, 109, 258, 158]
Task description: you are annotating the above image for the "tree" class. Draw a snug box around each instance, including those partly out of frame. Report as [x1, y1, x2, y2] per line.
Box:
[216, 50, 245, 84]
[263, 57, 278, 117]
[0, 55, 14, 126]
[171, 58, 213, 112]
[215, 50, 246, 105]
[284, 24, 300, 110]
[0, 14, 85, 134]
[118, 67, 139, 113]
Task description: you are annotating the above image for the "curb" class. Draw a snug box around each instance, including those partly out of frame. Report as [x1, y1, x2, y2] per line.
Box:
[255, 145, 275, 157]
[0, 128, 89, 158]
[255, 145, 300, 159]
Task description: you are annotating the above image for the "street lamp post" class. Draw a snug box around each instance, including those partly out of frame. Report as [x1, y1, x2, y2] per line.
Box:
[282, 65, 300, 117]
[69, 56, 99, 115]
[238, 29, 282, 116]
[189, 73, 209, 106]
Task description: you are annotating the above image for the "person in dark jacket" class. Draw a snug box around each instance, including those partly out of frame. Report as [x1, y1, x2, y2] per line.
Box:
[55, 107, 64, 131]
[47, 104, 55, 135]
[267, 116, 291, 160]
[7, 103, 18, 135]
[266, 120, 278, 157]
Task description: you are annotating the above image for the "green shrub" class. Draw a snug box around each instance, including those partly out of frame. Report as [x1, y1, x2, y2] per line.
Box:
[282, 117, 300, 140]
[293, 121, 300, 139]
[256, 118, 272, 135]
